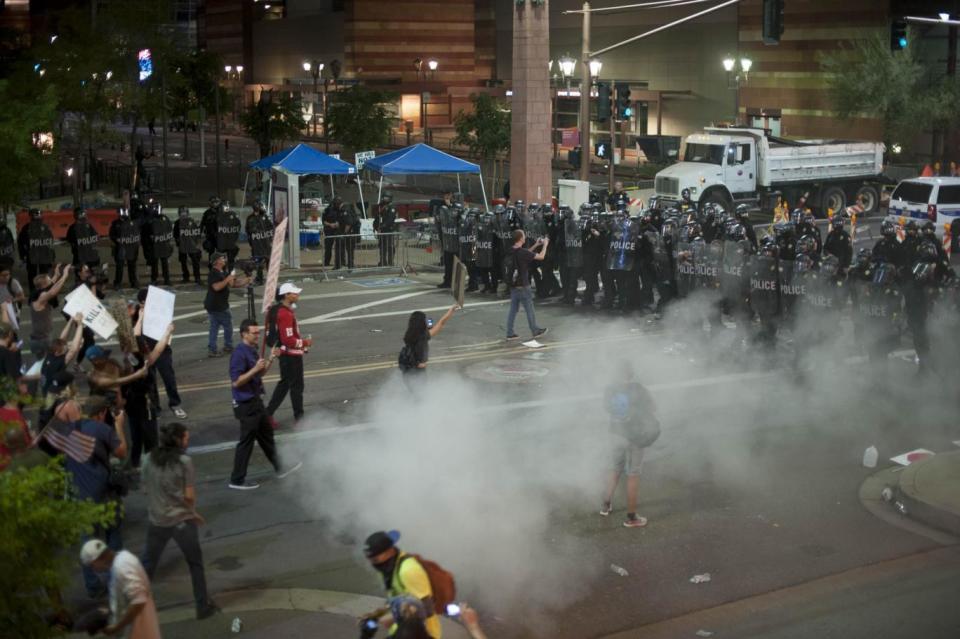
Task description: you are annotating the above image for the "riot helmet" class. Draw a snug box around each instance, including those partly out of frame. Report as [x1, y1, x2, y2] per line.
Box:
[150, 201, 162, 216]
[905, 220, 919, 236]
[773, 221, 795, 238]
[760, 235, 778, 257]
[703, 204, 717, 224]
[208, 196, 220, 207]
[513, 199, 525, 211]
[178, 205, 189, 218]
[796, 234, 818, 256]
[560, 206, 575, 220]
[29, 208, 42, 220]
[493, 204, 506, 216]
[680, 188, 691, 202]
[802, 211, 816, 227]
[73, 206, 86, 220]
[795, 254, 815, 274]
[855, 247, 872, 269]
[918, 239, 939, 262]
[921, 221, 936, 237]
[820, 254, 840, 277]
[880, 220, 897, 238]
[118, 206, 130, 218]
[381, 193, 393, 205]
[735, 203, 751, 222]
[726, 222, 746, 242]
[830, 214, 845, 229]
[681, 221, 702, 242]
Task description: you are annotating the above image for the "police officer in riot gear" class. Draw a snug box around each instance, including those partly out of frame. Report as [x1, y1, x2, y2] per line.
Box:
[823, 213, 852, 271]
[701, 204, 721, 243]
[109, 206, 140, 288]
[734, 204, 757, 250]
[373, 193, 398, 267]
[905, 236, 941, 375]
[598, 211, 618, 309]
[636, 210, 658, 311]
[66, 206, 101, 277]
[476, 208, 499, 293]
[581, 208, 604, 307]
[246, 199, 274, 284]
[459, 208, 480, 292]
[921, 221, 950, 278]
[680, 188, 694, 215]
[143, 201, 174, 285]
[437, 202, 460, 289]
[899, 220, 922, 268]
[796, 211, 822, 254]
[173, 205, 203, 284]
[323, 197, 344, 269]
[18, 208, 55, 292]
[340, 201, 359, 269]
[850, 247, 902, 368]
[215, 202, 242, 272]
[653, 215, 680, 315]
[749, 235, 781, 346]
[201, 196, 221, 266]
[559, 206, 582, 305]
[607, 181, 629, 212]
[0, 211, 15, 266]
[873, 220, 903, 267]
[773, 221, 797, 262]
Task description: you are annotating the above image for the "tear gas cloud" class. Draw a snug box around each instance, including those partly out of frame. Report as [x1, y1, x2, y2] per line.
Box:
[279, 285, 957, 635]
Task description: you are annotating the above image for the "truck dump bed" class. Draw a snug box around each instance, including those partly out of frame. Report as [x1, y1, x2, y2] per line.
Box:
[760, 139, 883, 187]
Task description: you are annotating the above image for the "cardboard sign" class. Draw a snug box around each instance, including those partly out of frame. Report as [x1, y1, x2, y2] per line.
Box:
[142, 286, 175, 342]
[261, 217, 289, 316]
[355, 150, 376, 171]
[63, 285, 117, 340]
[452, 256, 467, 308]
[360, 218, 376, 242]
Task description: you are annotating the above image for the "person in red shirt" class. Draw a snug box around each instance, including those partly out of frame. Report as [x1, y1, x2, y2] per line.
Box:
[0, 377, 30, 470]
[266, 283, 312, 423]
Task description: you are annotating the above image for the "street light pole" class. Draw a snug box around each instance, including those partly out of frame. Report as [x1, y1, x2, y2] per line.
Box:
[215, 70, 222, 199]
[578, 1, 591, 182]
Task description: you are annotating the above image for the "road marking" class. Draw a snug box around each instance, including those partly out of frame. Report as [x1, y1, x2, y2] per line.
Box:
[300, 289, 435, 323]
[300, 299, 507, 325]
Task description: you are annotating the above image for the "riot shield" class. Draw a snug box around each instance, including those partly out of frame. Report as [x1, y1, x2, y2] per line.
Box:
[748, 254, 780, 319]
[778, 260, 804, 319]
[564, 217, 584, 269]
[703, 240, 723, 292]
[675, 241, 696, 298]
[475, 216, 495, 269]
[721, 239, 748, 300]
[459, 215, 477, 263]
[606, 218, 638, 272]
[440, 207, 459, 254]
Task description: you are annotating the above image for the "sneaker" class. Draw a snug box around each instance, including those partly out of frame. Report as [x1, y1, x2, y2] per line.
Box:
[533, 328, 549, 339]
[600, 501, 612, 517]
[623, 513, 648, 528]
[506, 334, 520, 341]
[276, 461, 303, 479]
[228, 481, 260, 490]
[172, 406, 187, 419]
[207, 350, 223, 358]
[196, 602, 221, 620]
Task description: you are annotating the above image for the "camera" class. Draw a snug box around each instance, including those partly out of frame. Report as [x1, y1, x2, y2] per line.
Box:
[235, 258, 258, 277]
[359, 617, 378, 639]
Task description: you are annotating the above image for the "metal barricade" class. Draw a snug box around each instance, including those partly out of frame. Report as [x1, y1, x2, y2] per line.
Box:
[315, 231, 406, 278]
[400, 226, 443, 274]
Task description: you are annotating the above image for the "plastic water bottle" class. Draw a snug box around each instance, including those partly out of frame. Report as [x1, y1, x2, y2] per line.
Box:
[863, 445, 878, 468]
[231, 617, 243, 633]
[610, 563, 629, 577]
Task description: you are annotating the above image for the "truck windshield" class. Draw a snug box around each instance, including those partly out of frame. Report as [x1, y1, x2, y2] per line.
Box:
[682, 143, 725, 165]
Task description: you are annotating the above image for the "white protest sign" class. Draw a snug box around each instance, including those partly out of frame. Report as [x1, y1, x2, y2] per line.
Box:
[355, 150, 376, 171]
[143, 286, 176, 342]
[63, 285, 117, 340]
[360, 218, 376, 242]
[3, 302, 18, 332]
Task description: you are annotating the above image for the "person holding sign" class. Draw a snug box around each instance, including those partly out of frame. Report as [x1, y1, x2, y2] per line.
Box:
[28, 263, 72, 358]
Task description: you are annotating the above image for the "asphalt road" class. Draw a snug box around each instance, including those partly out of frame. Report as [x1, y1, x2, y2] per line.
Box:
[46, 214, 960, 638]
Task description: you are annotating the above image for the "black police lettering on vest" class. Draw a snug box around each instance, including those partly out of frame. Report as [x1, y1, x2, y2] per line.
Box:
[27, 221, 55, 264]
[71, 221, 100, 263]
[216, 210, 241, 251]
[110, 218, 140, 262]
[176, 218, 202, 255]
[475, 215, 496, 269]
[149, 215, 175, 259]
[247, 214, 274, 257]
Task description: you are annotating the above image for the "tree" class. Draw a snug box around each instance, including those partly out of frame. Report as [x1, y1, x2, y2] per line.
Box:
[820, 31, 959, 158]
[454, 93, 511, 195]
[0, 459, 115, 638]
[0, 79, 59, 208]
[241, 90, 306, 158]
[325, 85, 397, 158]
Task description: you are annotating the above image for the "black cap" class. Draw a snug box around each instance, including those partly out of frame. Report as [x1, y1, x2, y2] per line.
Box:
[363, 530, 399, 557]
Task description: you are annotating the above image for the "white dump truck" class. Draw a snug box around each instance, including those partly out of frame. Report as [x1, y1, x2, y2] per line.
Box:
[653, 126, 885, 215]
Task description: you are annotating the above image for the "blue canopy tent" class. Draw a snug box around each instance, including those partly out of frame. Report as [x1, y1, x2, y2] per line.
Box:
[363, 143, 488, 211]
[247, 143, 357, 268]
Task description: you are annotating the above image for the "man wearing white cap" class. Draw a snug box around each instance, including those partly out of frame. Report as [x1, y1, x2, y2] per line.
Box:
[265, 282, 311, 424]
[80, 539, 161, 638]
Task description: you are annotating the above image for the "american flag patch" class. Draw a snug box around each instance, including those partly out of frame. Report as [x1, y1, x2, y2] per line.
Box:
[39, 420, 96, 464]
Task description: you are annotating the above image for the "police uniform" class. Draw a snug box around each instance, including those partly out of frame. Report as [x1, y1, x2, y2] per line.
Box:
[200, 202, 220, 266]
[109, 211, 141, 288]
[246, 210, 274, 284]
[0, 221, 15, 267]
[174, 211, 203, 284]
[144, 208, 174, 285]
[322, 201, 343, 268]
[66, 212, 101, 275]
[373, 201, 397, 267]
[18, 213, 56, 291]
[215, 206, 242, 272]
[340, 204, 358, 269]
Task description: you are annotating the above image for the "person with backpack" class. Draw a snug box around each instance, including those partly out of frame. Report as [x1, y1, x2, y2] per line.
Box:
[600, 361, 660, 528]
[265, 283, 312, 424]
[504, 229, 549, 341]
[398, 305, 457, 374]
[363, 530, 454, 639]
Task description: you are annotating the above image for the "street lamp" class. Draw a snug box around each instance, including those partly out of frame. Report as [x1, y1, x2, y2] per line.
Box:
[416, 58, 439, 143]
[589, 58, 602, 78]
[302, 60, 323, 136]
[723, 55, 752, 124]
[427, 59, 438, 72]
[553, 54, 577, 159]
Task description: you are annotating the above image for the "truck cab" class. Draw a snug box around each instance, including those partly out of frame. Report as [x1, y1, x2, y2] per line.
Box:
[654, 129, 759, 212]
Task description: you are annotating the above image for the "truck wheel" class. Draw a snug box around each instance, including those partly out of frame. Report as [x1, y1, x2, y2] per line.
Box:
[854, 185, 880, 213]
[820, 186, 846, 216]
[700, 191, 733, 215]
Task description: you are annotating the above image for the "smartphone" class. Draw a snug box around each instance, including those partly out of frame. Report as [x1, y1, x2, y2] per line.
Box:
[363, 618, 379, 630]
[445, 603, 461, 617]
[427, 318, 434, 328]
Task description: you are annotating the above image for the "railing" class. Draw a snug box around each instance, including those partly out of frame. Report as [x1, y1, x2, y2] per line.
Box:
[305, 230, 443, 279]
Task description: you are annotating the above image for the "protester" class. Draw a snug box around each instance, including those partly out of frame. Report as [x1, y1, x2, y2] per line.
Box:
[85, 345, 149, 401]
[140, 423, 218, 620]
[228, 319, 301, 490]
[40, 395, 128, 597]
[125, 316, 175, 468]
[398, 305, 457, 374]
[136, 288, 187, 419]
[39, 313, 85, 396]
[70, 265, 106, 365]
[600, 362, 659, 528]
[0, 323, 23, 384]
[80, 540, 162, 638]
[505, 230, 549, 341]
[28, 263, 72, 358]
[363, 530, 442, 639]
[0, 376, 31, 470]
[0, 257, 26, 322]
[265, 283, 311, 423]
[204, 251, 249, 358]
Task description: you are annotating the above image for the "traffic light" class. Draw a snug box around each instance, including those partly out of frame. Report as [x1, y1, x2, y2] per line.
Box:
[594, 139, 612, 160]
[597, 82, 612, 122]
[762, 0, 784, 45]
[615, 82, 632, 120]
[891, 20, 908, 51]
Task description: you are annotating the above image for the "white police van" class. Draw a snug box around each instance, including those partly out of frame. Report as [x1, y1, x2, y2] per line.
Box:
[885, 177, 960, 236]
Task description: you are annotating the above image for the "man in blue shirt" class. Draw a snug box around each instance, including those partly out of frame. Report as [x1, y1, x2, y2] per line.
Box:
[228, 319, 302, 490]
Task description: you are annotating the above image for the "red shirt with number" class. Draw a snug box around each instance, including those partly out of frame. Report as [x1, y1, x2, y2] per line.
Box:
[276, 305, 304, 356]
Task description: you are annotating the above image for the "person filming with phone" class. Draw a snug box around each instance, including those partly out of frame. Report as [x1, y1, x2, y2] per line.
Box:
[204, 251, 250, 358]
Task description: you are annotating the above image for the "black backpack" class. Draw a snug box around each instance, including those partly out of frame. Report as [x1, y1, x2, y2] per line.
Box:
[398, 344, 416, 371]
[502, 249, 522, 289]
[264, 304, 281, 347]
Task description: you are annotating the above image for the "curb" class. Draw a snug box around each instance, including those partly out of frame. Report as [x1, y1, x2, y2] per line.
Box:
[858, 466, 959, 545]
[895, 451, 960, 538]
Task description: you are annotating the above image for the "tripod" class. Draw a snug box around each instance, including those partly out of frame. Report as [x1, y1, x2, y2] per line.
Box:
[246, 282, 256, 322]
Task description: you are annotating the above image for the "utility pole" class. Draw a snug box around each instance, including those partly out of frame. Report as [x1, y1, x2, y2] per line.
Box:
[578, 1, 591, 182]
[214, 82, 221, 199]
[161, 72, 169, 199]
[608, 112, 615, 191]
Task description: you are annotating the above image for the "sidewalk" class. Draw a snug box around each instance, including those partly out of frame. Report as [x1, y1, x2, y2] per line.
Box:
[895, 450, 960, 536]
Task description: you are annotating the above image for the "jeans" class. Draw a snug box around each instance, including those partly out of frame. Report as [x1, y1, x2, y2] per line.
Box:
[230, 397, 281, 484]
[207, 310, 233, 353]
[266, 354, 304, 421]
[506, 286, 540, 337]
[140, 520, 210, 611]
[154, 347, 182, 408]
[81, 516, 122, 597]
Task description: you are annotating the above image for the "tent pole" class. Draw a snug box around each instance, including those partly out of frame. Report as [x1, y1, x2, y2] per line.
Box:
[330, 175, 335, 198]
[358, 173, 367, 219]
[241, 171, 250, 208]
[479, 172, 489, 212]
[266, 177, 273, 219]
[457, 174, 462, 196]
[377, 175, 384, 205]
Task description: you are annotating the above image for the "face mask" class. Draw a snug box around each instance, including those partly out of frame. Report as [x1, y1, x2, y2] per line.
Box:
[291, 303, 297, 310]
